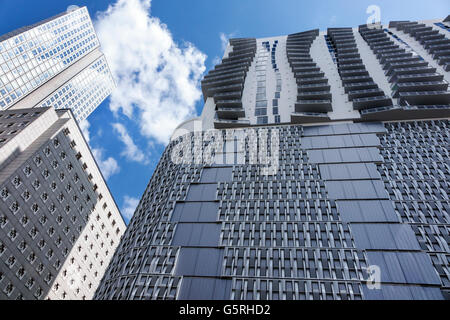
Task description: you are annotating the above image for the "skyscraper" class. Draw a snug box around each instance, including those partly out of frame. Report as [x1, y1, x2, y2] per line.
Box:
[0, 7, 124, 300]
[0, 6, 114, 122]
[95, 17, 450, 300]
[0, 107, 125, 300]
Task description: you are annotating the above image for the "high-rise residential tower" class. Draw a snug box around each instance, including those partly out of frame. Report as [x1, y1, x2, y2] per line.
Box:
[0, 6, 114, 122]
[95, 17, 450, 300]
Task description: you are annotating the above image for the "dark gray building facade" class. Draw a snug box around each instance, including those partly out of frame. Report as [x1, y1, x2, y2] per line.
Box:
[95, 18, 450, 300]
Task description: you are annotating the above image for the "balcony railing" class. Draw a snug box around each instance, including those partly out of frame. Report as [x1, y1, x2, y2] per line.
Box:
[295, 99, 332, 112]
[214, 117, 250, 129]
[353, 95, 393, 110]
[398, 90, 450, 105]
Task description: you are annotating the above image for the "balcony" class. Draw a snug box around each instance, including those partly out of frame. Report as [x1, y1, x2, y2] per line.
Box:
[229, 43, 256, 51]
[383, 56, 422, 70]
[297, 76, 329, 85]
[290, 61, 316, 68]
[217, 107, 245, 119]
[394, 73, 444, 83]
[213, 91, 242, 101]
[360, 104, 450, 121]
[287, 49, 311, 55]
[372, 45, 399, 54]
[398, 91, 450, 105]
[207, 83, 243, 96]
[392, 81, 449, 96]
[335, 52, 360, 59]
[214, 117, 250, 129]
[287, 41, 314, 46]
[338, 63, 366, 70]
[295, 71, 325, 78]
[424, 38, 450, 49]
[347, 88, 385, 100]
[292, 66, 321, 73]
[298, 83, 331, 92]
[214, 61, 250, 71]
[206, 65, 248, 77]
[288, 54, 313, 61]
[330, 35, 354, 41]
[385, 61, 428, 76]
[215, 99, 242, 108]
[408, 25, 433, 36]
[344, 81, 378, 93]
[369, 39, 394, 48]
[216, 57, 252, 68]
[416, 29, 440, 39]
[295, 99, 332, 112]
[353, 95, 393, 110]
[289, 57, 314, 63]
[338, 57, 363, 64]
[204, 67, 245, 78]
[334, 41, 357, 47]
[291, 112, 331, 124]
[336, 48, 359, 55]
[433, 49, 450, 60]
[428, 43, 450, 54]
[202, 76, 245, 89]
[388, 66, 437, 82]
[287, 43, 313, 49]
[364, 34, 387, 42]
[339, 69, 369, 77]
[379, 52, 412, 64]
[341, 75, 373, 84]
[419, 33, 443, 44]
[297, 91, 332, 100]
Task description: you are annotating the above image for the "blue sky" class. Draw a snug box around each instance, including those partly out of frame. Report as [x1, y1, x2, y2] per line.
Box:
[0, 0, 448, 223]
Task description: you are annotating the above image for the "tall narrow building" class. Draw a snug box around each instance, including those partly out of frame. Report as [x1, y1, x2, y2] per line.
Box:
[95, 18, 450, 300]
[0, 6, 114, 122]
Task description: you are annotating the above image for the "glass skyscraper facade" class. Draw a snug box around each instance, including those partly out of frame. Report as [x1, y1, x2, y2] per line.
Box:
[0, 6, 114, 122]
[34, 55, 114, 122]
[95, 18, 450, 300]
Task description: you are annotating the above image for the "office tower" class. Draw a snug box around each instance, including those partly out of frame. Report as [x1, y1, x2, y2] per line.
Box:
[0, 6, 114, 122]
[95, 17, 450, 300]
[0, 107, 125, 300]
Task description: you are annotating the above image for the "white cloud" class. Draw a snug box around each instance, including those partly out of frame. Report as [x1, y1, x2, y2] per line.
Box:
[219, 32, 233, 51]
[112, 122, 148, 164]
[212, 56, 221, 66]
[79, 119, 91, 144]
[79, 119, 120, 180]
[211, 32, 236, 69]
[122, 196, 140, 220]
[92, 149, 120, 180]
[95, 0, 207, 145]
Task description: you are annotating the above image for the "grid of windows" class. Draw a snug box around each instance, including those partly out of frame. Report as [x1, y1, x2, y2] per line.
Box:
[36, 56, 114, 121]
[0, 7, 99, 110]
[0, 131, 95, 299]
[271, 40, 281, 123]
[0, 111, 37, 145]
[0, 109, 124, 300]
[377, 120, 450, 298]
[96, 124, 382, 300]
[255, 42, 269, 124]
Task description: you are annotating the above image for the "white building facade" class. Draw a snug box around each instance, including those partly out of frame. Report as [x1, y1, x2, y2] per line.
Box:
[0, 107, 125, 300]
